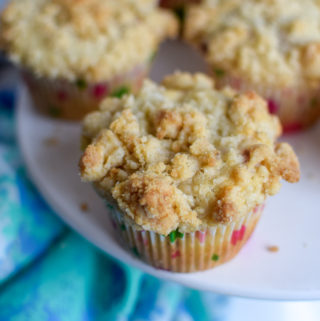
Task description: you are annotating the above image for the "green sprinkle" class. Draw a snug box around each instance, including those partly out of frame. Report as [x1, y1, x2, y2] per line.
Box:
[169, 229, 184, 243]
[120, 224, 126, 231]
[169, 231, 177, 243]
[48, 106, 61, 118]
[76, 78, 87, 90]
[177, 230, 184, 239]
[149, 51, 157, 62]
[111, 86, 130, 98]
[310, 97, 318, 108]
[211, 254, 219, 261]
[106, 204, 114, 211]
[132, 247, 139, 257]
[214, 69, 225, 77]
[174, 6, 185, 24]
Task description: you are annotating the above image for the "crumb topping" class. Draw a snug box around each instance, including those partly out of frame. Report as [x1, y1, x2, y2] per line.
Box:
[185, 0, 320, 87]
[266, 245, 279, 253]
[0, 0, 177, 81]
[43, 137, 59, 146]
[80, 72, 300, 235]
[80, 202, 88, 212]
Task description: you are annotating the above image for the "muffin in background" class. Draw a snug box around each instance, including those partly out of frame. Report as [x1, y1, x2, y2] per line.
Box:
[79, 72, 300, 272]
[184, 0, 320, 132]
[0, 0, 178, 120]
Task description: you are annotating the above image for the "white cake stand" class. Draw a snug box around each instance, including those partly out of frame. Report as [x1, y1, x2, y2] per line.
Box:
[17, 40, 320, 300]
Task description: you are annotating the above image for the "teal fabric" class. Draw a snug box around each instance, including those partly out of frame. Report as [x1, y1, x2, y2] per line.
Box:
[0, 74, 229, 321]
[0, 89, 65, 283]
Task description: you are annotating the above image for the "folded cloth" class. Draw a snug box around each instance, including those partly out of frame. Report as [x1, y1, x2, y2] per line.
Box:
[0, 65, 229, 321]
[0, 73, 65, 282]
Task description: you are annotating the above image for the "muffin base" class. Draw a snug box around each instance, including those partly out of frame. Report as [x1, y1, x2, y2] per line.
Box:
[213, 73, 320, 133]
[22, 63, 150, 121]
[110, 204, 264, 272]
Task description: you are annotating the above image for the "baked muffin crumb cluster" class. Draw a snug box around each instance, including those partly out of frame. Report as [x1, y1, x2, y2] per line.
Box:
[1, 0, 177, 81]
[185, 0, 320, 87]
[80, 72, 300, 235]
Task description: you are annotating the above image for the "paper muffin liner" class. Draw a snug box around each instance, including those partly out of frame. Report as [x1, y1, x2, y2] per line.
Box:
[108, 203, 264, 272]
[213, 72, 320, 133]
[22, 62, 150, 121]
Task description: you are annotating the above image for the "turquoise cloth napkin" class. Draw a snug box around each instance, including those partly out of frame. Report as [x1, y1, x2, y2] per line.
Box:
[0, 69, 229, 321]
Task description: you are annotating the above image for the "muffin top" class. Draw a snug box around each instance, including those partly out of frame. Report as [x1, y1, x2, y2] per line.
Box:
[185, 0, 320, 87]
[0, 0, 177, 82]
[79, 72, 300, 235]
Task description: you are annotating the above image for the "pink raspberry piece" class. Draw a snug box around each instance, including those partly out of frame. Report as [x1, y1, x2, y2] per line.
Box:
[239, 225, 245, 239]
[267, 99, 279, 114]
[283, 122, 303, 134]
[171, 250, 181, 259]
[57, 90, 68, 101]
[196, 231, 206, 243]
[93, 84, 108, 99]
[253, 203, 265, 214]
[231, 225, 246, 245]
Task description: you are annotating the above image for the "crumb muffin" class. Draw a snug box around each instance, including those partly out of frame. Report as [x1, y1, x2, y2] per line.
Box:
[0, 0, 178, 120]
[184, 0, 320, 132]
[79, 72, 300, 272]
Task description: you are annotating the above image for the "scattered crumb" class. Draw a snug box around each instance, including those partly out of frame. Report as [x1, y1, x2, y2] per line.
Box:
[43, 137, 59, 146]
[266, 245, 279, 253]
[80, 202, 88, 212]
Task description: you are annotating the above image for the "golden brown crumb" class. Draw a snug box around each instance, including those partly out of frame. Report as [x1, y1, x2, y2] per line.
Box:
[43, 137, 59, 146]
[155, 110, 183, 140]
[79, 72, 300, 234]
[80, 202, 88, 212]
[267, 245, 279, 253]
[275, 143, 300, 183]
[113, 172, 201, 234]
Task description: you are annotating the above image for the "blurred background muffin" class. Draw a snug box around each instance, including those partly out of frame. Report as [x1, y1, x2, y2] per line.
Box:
[184, 0, 320, 133]
[79, 72, 300, 272]
[0, 0, 178, 120]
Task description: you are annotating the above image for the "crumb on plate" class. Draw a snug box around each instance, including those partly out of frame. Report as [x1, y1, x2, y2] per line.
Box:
[43, 137, 59, 146]
[267, 245, 279, 253]
[80, 202, 88, 212]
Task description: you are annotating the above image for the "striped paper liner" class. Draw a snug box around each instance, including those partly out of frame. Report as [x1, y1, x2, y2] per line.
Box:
[22, 63, 150, 121]
[109, 203, 264, 273]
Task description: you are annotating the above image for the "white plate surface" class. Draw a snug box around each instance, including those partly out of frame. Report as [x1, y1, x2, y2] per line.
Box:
[17, 40, 320, 300]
